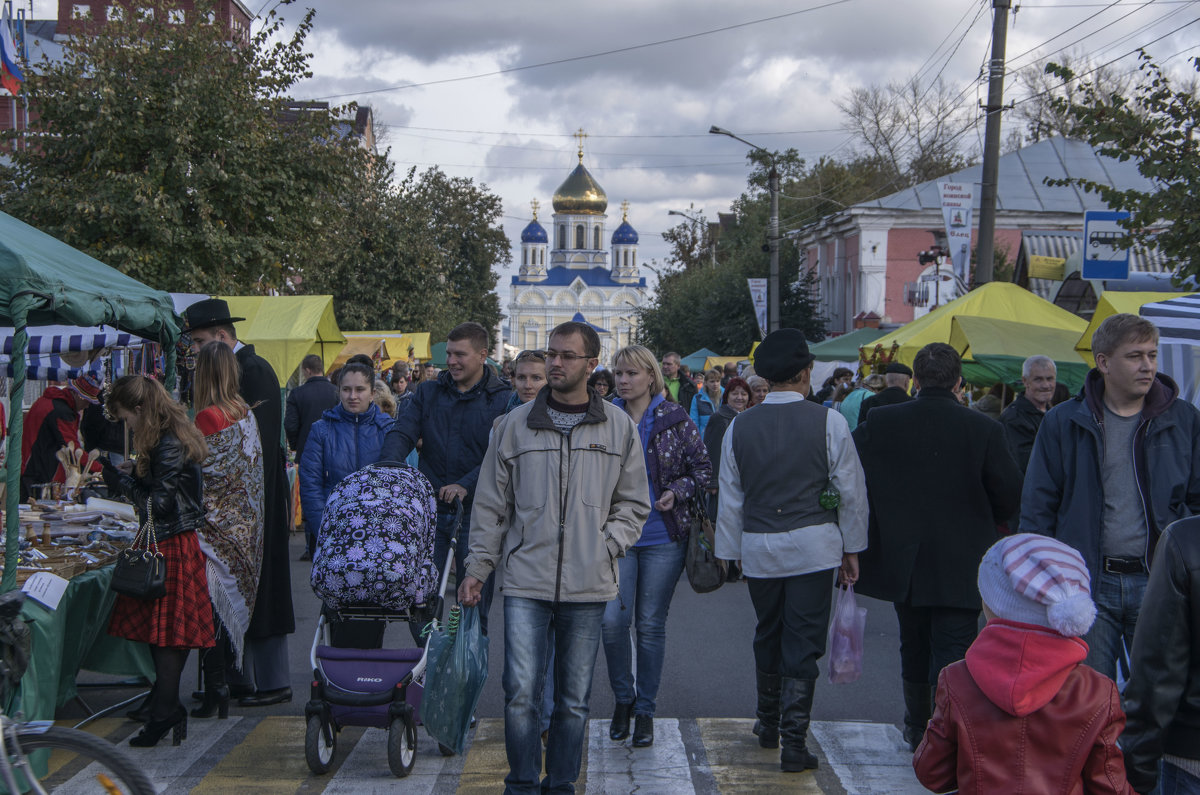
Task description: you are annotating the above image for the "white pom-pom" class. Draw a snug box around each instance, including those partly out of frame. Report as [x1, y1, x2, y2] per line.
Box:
[1046, 592, 1097, 637]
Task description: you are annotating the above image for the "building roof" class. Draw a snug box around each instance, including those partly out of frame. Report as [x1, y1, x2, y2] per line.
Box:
[512, 266, 645, 288]
[521, 219, 548, 244]
[553, 160, 607, 215]
[1017, 229, 1175, 300]
[856, 138, 1158, 215]
[611, 220, 638, 245]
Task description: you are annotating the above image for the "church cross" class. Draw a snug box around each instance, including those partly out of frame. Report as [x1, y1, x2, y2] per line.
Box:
[621, 200, 630, 221]
[531, 198, 540, 220]
[574, 128, 588, 162]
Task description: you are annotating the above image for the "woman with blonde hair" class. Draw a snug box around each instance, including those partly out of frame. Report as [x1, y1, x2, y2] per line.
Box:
[101, 375, 213, 747]
[189, 342, 265, 720]
[604, 344, 711, 747]
[372, 380, 398, 417]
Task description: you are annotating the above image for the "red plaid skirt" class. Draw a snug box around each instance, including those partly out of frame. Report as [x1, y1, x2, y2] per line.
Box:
[109, 530, 215, 649]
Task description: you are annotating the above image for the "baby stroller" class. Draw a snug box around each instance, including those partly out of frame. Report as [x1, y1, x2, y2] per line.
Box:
[304, 461, 459, 777]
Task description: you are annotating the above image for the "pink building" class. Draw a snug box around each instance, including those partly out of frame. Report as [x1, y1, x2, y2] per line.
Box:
[794, 138, 1160, 334]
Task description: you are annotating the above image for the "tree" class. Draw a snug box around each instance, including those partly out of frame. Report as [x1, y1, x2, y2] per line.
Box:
[0, 0, 365, 294]
[1009, 51, 1135, 147]
[1044, 54, 1200, 279]
[838, 78, 974, 185]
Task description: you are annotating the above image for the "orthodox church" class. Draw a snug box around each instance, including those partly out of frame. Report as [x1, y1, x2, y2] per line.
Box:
[507, 135, 647, 363]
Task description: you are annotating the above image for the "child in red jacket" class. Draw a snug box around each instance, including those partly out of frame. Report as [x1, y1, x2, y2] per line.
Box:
[914, 534, 1135, 794]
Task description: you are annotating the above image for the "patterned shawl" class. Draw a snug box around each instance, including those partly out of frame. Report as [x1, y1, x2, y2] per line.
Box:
[197, 413, 265, 669]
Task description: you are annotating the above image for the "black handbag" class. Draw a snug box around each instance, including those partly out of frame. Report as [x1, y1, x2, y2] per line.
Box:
[110, 499, 167, 600]
[685, 496, 726, 594]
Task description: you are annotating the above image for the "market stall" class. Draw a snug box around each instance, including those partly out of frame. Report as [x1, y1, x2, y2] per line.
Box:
[1141, 293, 1200, 409]
[219, 295, 346, 384]
[1075, 291, 1190, 366]
[343, 331, 432, 369]
[948, 315, 1090, 393]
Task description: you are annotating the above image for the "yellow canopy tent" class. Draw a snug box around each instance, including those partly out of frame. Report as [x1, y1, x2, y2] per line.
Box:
[861, 282, 1087, 370]
[219, 295, 346, 383]
[949, 315, 1090, 393]
[343, 331, 433, 369]
[703, 355, 749, 371]
[327, 337, 390, 374]
[1075, 292, 1191, 366]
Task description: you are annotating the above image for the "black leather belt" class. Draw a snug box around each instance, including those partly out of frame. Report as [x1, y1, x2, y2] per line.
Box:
[1103, 556, 1146, 575]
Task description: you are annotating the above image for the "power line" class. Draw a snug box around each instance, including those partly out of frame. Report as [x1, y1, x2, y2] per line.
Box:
[311, 0, 857, 101]
[393, 160, 749, 171]
[385, 124, 843, 140]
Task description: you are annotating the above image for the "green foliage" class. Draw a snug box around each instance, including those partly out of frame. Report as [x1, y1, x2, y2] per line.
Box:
[0, 0, 363, 294]
[1044, 54, 1200, 279]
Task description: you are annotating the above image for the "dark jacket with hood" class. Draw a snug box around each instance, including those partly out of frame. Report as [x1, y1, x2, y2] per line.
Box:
[1121, 515, 1200, 794]
[378, 368, 511, 502]
[299, 403, 393, 533]
[1020, 370, 1200, 584]
[914, 619, 1134, 794]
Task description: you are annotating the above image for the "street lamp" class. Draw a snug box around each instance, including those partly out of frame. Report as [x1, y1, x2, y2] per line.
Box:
[667, 208, 716, 268]
[709, 125, 780, 332]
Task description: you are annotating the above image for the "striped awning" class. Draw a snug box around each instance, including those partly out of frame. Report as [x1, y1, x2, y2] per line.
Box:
[1141, 293, 1200, 345]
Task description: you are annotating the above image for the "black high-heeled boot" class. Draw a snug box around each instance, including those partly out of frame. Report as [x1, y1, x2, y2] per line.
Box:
[191, 649, 230, 719]
[130, 705, 188, 748]
[125, 688, 154, 723]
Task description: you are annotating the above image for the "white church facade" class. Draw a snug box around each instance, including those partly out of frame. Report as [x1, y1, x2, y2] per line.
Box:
[507, 143, 648, 363]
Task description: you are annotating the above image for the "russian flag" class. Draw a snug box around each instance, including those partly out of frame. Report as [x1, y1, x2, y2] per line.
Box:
[1, 5, 23, 96]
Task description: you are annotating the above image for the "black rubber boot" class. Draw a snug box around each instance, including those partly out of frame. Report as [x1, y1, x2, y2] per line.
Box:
[191, 648, 230, 719]
[779, 678, 819, 772]
[901, 680, 933, 751]
[751, 669, 782, 748]
[609, 702, 634, 741]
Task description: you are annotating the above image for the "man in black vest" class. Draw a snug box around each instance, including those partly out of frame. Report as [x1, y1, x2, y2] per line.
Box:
[285, 354, 339, 561]
[857, 361, 913, 426]
[715, 328, 868, 774]
[186, 298, 296, 707]
[853, 342, 1021, 750]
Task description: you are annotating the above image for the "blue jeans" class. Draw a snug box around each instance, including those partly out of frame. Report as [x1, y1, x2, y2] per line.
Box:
[601, 539, 686, 717]
[1162, 761, 1200, 794]
[503, 596, 605, 795]
[1084, 570, 1148, 680]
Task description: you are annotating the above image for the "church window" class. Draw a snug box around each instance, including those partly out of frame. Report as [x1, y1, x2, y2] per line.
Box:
[557, 225, 566, 249]
[632, 253, 637, 269]
[539, 249, 545, 265]
[623, 250, 629, 269]
[575, 225, 585, 250]
[523, 249, 528, 267]
[572, 280, 586, 297]
[593, 226, 601, 250]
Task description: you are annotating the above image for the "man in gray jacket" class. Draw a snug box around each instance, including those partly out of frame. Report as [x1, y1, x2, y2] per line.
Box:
[460, 320, 650, 795]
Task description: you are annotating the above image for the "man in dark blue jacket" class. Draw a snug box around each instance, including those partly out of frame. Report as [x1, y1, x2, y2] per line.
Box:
[379, 322, 511, 631]
[1022, 313, 1200, 681]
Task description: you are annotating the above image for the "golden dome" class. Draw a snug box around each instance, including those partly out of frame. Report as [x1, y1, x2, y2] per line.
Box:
[552, 158, 608, 216]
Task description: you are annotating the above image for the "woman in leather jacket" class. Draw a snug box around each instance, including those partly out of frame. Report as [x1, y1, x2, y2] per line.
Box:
[102, 375, 214, 748]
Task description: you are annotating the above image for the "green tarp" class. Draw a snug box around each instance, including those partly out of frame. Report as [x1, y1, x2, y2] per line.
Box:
[0, 211, 182, 592]
[681, 348, 719, 371]
[950, 315, 1091, 394]
[809, 327, 888, 363]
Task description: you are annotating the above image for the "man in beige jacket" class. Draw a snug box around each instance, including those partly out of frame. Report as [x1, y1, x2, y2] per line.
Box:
[460, 320, 650, 795]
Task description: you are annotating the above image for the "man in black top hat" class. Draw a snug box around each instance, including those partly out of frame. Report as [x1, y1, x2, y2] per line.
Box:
[715, 328, 868, 774]
[857, 362, 914, 427]
[185, 297, 295, 707]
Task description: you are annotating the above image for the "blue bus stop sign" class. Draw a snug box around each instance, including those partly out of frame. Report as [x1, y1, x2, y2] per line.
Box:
[1082, 210, 1132, 280]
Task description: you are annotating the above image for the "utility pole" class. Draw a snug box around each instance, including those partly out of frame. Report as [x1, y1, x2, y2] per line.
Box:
[767, 165, 780, 332]
[974, 0, 1011, 286]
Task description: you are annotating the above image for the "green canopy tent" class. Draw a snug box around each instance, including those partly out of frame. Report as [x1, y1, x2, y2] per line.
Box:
[0, 211, 181, 591]
[428, 341, 499, 370]
[809, 327, 888, 363]
[949, 315, 1091, 394]
[681, 348, 719, 372]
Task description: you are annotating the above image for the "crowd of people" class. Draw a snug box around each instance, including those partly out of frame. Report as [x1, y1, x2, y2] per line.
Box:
[14, 301, 1200, 795]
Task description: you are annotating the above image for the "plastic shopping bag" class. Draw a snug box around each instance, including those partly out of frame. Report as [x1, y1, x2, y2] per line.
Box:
[420, 605, 489, 754]
[827, 584, 867, 684]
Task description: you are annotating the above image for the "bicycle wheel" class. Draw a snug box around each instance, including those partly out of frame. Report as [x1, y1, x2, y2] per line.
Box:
[14, 724, 156, 794]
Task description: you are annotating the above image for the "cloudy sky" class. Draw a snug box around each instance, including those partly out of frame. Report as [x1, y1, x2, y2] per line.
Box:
[33, 0, 1200, 293]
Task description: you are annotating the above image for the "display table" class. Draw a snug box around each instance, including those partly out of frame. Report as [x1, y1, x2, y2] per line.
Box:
[11, 565, 154, 722]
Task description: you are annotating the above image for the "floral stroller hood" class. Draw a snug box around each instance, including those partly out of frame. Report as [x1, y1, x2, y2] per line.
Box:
[310, 463, 440, 611]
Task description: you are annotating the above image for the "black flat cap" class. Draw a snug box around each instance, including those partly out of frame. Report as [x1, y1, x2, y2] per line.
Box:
[754, 328, 814, 382]
[885, 362, 913, 376]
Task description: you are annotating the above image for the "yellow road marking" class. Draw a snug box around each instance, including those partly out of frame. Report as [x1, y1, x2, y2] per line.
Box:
[456, 718, 511, 794]
[698, 718, 822, 793]
[191, 716, 306, 794]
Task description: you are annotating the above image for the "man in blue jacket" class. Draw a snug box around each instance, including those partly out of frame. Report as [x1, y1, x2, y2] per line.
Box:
[1022, 313, 1200, 680]
[379, 322, 511, 631]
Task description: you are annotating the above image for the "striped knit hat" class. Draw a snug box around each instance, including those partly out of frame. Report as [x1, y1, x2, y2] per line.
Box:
[977, 534, 1097, 637]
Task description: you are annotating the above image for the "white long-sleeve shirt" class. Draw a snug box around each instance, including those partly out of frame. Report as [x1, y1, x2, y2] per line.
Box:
[714, 391, 868, 578]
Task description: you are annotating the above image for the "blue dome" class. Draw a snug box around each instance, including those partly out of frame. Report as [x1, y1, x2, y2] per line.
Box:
[521, 219, 548, 244]
[611, 220, 638, 245]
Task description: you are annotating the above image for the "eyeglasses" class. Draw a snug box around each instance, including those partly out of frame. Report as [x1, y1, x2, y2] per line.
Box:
[544, 351, 590, 363]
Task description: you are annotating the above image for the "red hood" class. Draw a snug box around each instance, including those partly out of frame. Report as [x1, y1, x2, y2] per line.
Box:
[41, 386, 76, 407]
[964, 619, 1088, 717]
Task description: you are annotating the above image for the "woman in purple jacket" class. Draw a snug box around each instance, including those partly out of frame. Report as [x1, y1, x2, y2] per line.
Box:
[604, 345, 712, 748]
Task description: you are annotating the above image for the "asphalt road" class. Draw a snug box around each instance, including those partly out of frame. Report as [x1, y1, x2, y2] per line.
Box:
[74, 533, 909, 731]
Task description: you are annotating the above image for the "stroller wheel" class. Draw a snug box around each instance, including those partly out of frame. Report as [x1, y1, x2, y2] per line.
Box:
[388, 710, 418, 777]
[305, 715, 337, 774]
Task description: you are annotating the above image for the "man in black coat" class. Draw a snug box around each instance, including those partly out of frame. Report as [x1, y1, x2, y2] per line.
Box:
[186, 298, 295, 707]
[852, 343, 1021, 751]
[857, 362, 913, 426]
[284, 354, 339, 561]
[997, 355, 1056, 533]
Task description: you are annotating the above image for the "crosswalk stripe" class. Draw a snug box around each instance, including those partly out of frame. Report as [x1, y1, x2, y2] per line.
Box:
[190, 716, 301, 794]
[809, 721, 926, 795]
[42, 717, 125, 780]
[585, 717, 696, 794]
[697, 718, 823, 793]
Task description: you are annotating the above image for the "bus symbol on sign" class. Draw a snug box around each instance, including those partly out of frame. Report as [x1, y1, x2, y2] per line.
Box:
[1082, 210, 1131, 281]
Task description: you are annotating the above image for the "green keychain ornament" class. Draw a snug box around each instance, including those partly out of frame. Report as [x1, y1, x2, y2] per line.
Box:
[819, 480, 841, 510]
